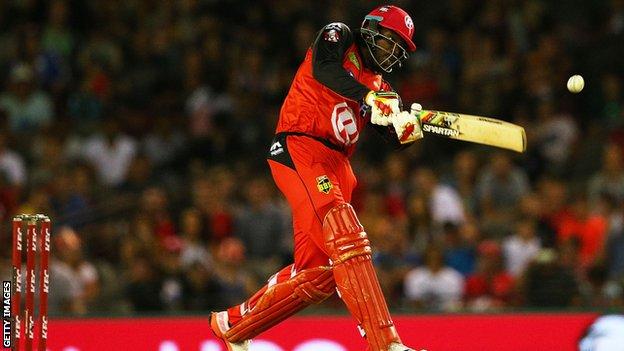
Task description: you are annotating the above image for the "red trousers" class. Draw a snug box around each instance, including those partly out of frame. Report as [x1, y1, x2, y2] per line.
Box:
[227, 134, 356, 322]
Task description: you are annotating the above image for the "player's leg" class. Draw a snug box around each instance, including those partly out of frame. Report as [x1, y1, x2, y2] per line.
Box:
[215, 262, 334, 340]
[210, 258, 334, 340]
[313, 159, 414, 351]
[272, 139, 409, 350]
[321, 202, 406, 351]
[210, 136, 338, 346]
[272, 138, 410, 350]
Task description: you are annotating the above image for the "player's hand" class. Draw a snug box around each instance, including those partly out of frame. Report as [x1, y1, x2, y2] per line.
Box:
[392, 103, 424, 144]
[365, 90, 400, 126]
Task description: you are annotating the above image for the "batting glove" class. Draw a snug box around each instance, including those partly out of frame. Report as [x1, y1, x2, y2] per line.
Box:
[392, 103, 424, 144]
[365, 90, 401, 127]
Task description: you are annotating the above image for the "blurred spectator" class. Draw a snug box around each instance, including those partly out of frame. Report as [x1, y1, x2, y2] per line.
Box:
[370, 216, 415, 301]
[139, 186, 176, 241]
[382, 154, 410, 218]
[125, 256, 163, 312]
[29, 133, 67, 186]
[50, 164, 93, 227]
[0, 63, 53, 133]
[179, 208, 212, 270]
[588, 143, 624, 206]
[0, 132, 25, 187]
[142, 116, 187, 168]
[80, 117, 138, 187]
[118, 154, 154, 194]
[521, 249, 580, 307]
[192, 168, 235, 246]
[212, 237, 255, 308]
[42, 0, 74, 59]
[443, 150, 480, 215]
[40, 0, 72, 91]
[16, 184, 52, 218]
[443, 222, 477, 277]
[605, 202, 624, 281]
[411, 167, 466, 228]
[518, 191, 557, 248]
[234, 178, 286, 276]
[49, 226, 100, 314]
[538, 177, 572, 242]
[601, 73, 623, 128]
[476, 152, 530, 236]
[503, 218, 541, 277]
[0, 132, 24, 219]
[404, 245, 464, 311]
[581, 264, 624, 308]
[158, 236, 184, 311]
[180, 261, 225, 311]
[405, 193, 432, 249]
[533, 100, 578, 175]
[557, 194, 608, 269]
[465, 240, 515, 311]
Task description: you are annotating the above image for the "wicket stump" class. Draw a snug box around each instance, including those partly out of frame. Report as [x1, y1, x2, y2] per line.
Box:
[10, 214, 51, 351]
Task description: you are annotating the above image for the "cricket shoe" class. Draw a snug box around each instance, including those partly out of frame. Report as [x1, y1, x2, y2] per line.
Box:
[210, 311, 251, 351]
[388, 342, 427, 351]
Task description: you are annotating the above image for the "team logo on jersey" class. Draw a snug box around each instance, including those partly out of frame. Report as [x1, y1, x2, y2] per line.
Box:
[331, 102, 359, 146]
[316, 175, 333, 194]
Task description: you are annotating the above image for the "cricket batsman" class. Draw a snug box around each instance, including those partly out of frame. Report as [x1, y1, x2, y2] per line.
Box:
[210, 5, 424, 351]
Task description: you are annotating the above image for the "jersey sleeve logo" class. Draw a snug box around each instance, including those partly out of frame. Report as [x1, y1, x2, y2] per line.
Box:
[347, 52, 360, 70]
[324, 29, 340, 42]
[323, 23, 343, 42]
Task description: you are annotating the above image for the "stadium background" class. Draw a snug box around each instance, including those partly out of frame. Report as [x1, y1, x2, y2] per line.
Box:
[0, 0, 622, 349]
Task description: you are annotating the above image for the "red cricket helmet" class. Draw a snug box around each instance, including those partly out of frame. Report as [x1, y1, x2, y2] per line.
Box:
[364, 5, 416, 52]
[361, 5, 416, 72]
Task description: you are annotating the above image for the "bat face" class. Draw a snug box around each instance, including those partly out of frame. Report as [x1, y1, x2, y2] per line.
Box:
[418, 110, 527, 153]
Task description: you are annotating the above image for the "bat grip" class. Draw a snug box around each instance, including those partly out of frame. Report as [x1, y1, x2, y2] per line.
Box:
[410, 103, 422, 117]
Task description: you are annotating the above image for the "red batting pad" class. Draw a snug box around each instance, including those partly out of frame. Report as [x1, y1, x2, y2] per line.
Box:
[225, 267, 335, 342]
[323, 204, 401, 351]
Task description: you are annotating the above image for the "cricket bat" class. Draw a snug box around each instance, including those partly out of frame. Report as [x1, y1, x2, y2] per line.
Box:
[417, 109, 527, 152]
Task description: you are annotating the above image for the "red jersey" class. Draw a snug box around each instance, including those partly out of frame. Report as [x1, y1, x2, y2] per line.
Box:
[275, 23, 392, 156]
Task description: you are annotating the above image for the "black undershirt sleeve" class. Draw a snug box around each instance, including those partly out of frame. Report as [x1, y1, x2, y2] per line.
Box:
[311, 23, 371, 102]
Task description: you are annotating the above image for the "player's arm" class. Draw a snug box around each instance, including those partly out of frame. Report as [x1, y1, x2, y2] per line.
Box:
[311, 22, 370, 101]
[311, 23, 411, 134]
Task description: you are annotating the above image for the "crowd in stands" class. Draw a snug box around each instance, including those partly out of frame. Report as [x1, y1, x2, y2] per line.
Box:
[0, 0, 623, 316]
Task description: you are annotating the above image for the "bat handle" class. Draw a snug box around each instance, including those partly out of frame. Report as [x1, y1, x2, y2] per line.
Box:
[410, 103, 423, 118]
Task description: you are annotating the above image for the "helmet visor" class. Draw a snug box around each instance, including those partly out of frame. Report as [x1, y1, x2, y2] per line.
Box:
[361, 27, 409, 73]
